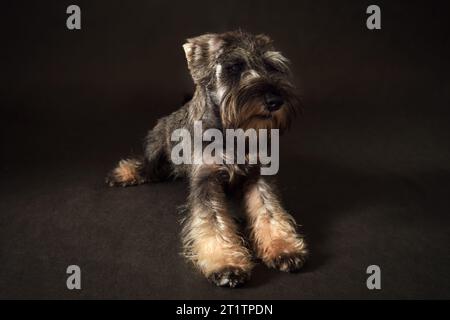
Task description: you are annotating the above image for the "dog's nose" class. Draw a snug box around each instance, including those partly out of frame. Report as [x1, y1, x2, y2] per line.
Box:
[264, 92, 284, 112]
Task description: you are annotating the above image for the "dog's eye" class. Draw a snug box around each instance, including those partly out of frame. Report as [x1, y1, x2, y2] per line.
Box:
[226, 62, 245, 74]
[264, 61, 282, 73]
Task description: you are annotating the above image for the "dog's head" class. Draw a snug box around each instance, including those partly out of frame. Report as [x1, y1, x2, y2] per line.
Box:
[183, 31, 300, 132]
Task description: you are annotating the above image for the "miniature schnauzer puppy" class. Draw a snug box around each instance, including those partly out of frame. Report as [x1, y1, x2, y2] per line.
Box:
[106, 31, 308, 287]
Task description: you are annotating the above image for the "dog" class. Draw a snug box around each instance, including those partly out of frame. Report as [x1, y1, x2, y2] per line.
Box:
[106, 31, 308, 287]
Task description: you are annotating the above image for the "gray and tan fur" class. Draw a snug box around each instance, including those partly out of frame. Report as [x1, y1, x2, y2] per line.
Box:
[106, 31, 308, 287]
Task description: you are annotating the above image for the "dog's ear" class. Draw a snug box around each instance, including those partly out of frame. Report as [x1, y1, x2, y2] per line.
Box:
[183, 34, 224, 84]
[255, 34, 274, 49]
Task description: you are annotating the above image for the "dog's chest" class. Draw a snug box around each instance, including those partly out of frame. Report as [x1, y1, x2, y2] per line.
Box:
[220, 163, 259, 190]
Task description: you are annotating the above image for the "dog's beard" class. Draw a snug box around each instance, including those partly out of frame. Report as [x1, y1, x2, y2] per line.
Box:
[220, 78, 299, 132]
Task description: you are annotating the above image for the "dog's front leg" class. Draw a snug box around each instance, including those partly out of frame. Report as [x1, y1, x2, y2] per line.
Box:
[244, 176, 308, 272]
[182, 164, 253, 287]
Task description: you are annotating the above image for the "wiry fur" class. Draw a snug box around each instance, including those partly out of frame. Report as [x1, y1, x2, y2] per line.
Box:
[106, 31, 308, 287]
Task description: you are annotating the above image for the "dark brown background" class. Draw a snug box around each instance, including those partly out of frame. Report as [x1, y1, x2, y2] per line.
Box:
[1, 0, 449, 299]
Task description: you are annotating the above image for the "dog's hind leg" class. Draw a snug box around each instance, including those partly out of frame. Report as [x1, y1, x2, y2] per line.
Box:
[106, 121, 172, 187]
[142, 121, 173, 182]
[105, 157, 147, 187]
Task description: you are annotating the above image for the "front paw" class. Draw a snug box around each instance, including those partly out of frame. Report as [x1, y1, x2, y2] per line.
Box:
[266, 251, 308, 272]
[208, 267, 250, 288]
